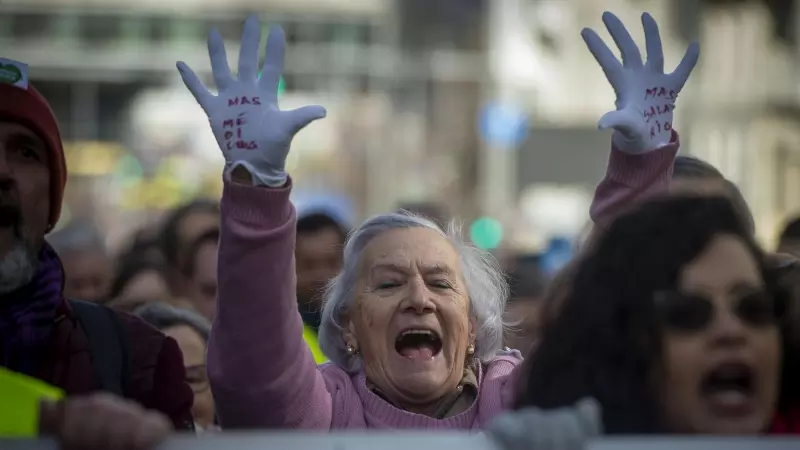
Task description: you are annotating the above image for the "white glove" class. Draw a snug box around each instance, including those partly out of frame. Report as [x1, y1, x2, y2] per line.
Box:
[582, 12, 699, 154]
[176, 16, 326, 187]
[486, 398, 602, 450]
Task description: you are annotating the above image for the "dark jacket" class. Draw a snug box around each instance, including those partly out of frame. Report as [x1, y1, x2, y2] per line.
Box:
[39, 300, 195, 430]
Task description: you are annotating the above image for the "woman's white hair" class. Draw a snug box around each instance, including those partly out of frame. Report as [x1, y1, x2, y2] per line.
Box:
[318, 212, 509, 373]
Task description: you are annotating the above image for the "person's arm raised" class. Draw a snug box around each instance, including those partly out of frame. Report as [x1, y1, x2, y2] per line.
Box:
[584, 12, 699, 227]
[177, 16, 332, 429]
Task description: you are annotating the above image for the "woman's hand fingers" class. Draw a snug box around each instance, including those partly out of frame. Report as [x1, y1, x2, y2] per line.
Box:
[597, 110, 639, 136]
[237, 15, 261, 84]
[575, 397, 603, 436]
[208, 28, 234, 92]
[670, 41, 701, 91]
[642, 12, 664, 72]
[258, 26, 287, 102]
[176, 62, 212, 112]
[581, 28, 624, 94]
[283, 105, 327, 135]
[602, 11, 643, 69]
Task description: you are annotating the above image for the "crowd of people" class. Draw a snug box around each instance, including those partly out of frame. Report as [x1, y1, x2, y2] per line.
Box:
[1, 9, 799, 450]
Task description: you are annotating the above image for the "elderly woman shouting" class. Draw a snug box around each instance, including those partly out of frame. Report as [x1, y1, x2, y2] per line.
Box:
[176, 12, 698, 429]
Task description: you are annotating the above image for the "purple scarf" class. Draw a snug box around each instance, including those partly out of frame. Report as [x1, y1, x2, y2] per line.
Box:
[0, 243, 64, 376]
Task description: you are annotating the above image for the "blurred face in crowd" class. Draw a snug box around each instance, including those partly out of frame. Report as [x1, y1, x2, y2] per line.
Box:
[187, 240, 218, 321]
[296, 226, 343, 307]
[344, 228, 474, 414]
[658, 234, 781, 434]
[177, 212, 218, 266]
[60, 248, 112, 302]
[170, 210, 219, 298]
[0, 122, 50, 295]
[110, 269, 171, 313]
[162, 324, 215, 429]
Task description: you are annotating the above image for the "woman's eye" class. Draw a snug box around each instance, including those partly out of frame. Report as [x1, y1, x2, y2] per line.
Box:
[19, 147, 40, 160]
[377, 281, 400, 289]
[430, 280, 452, 289]
[655, 292, 713, 332]
[736, 292, 777, 326]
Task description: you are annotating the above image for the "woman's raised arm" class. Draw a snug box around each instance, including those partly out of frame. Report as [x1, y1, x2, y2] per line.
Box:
[177, 16, 332, 429]
[585, 12, 699, 226]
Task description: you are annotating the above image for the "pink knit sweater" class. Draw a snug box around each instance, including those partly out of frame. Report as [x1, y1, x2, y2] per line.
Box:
[207, 137, 680, 430]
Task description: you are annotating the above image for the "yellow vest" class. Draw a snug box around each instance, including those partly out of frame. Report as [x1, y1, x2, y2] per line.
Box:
[303, 325, 327, 364]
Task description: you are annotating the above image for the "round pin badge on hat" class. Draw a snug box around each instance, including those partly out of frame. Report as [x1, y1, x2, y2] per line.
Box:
[0, 57, 29, 89]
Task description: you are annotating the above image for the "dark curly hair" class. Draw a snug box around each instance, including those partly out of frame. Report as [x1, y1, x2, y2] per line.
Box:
[514, 195, 797, 434]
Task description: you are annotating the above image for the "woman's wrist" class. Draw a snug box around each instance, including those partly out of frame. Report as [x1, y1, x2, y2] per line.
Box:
[229, 165, 288, 188]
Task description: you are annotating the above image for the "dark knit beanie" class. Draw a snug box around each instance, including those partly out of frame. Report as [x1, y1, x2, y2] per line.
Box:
[0, 76, 67, 230]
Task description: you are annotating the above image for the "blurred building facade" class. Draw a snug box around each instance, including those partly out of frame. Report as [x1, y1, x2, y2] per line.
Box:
[488, 0, 800, 247]
[0, 0, 489, 246]
[2, 0, 799, 248]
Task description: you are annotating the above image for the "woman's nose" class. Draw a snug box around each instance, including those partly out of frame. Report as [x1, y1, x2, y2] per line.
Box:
[403, 277, 436, 314]
[707, 305, 748, 349]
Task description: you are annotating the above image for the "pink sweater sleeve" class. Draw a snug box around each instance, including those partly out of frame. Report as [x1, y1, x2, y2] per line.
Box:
[589, 131, 680, 226]
[207, 180, 333, 429]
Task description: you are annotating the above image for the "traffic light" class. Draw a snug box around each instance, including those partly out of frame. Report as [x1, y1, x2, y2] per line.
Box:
[469, 216, 503, 250]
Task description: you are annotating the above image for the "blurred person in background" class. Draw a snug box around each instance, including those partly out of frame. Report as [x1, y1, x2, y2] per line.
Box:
[295, 210, 346, 364]
[136, 303, 217, 432]
[296, 211, 346, 332]
[503, 254, 547, 353]
[777, 216, 800, 259]
[671, 156, 755, 234]
[180, 11, 698, 429]
[47, 219, 112, 303]
[512, 195, 800, 435]
[118, 224, 165, 265]
[181, 227, 219, 321]
[581, 155, 755, 250]
[0, 59, 194, 444]
[159, 199, 219, 299]
[107, 253, 174, 313]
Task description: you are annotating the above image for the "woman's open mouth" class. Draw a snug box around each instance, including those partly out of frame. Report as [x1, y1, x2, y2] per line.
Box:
[700, 361, 757, 417]
[395, 329, 443, 360]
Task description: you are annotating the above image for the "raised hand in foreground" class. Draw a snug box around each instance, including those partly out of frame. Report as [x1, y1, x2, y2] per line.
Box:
[582, 12, 699, 154]
[487, 398, 602, 450]
[177, 16, 326, 187]
[40, 393, 172, 450]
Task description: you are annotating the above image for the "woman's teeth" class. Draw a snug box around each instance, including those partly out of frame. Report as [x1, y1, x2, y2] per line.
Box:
[395, 329, 443, 359]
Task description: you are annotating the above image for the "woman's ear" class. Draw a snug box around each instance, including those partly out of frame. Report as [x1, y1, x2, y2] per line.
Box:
[342, 312, 358, 349]
[468, 317, 477, 345]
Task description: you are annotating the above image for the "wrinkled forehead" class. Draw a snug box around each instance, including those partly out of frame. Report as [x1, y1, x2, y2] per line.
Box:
[357, 227, 462, 274]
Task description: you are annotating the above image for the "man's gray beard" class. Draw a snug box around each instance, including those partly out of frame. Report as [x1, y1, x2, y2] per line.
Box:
[0, 235, 38, 296]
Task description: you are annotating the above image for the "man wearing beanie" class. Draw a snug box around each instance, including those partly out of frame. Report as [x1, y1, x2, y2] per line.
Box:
[0, 58, 193, 447]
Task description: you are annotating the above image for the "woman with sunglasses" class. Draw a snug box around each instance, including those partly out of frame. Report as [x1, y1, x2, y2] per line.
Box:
[512, 195, 799, 435]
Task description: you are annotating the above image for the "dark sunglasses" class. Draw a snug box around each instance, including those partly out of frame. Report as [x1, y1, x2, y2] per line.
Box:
[653, 289, 781, 332]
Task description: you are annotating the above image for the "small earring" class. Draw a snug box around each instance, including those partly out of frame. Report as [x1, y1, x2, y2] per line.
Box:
[466, 344, 475, 356]
[347, 344, 359, 356]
